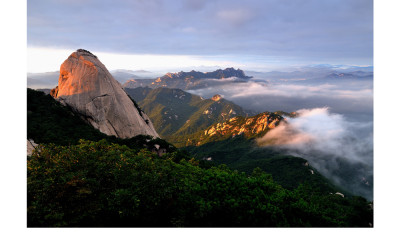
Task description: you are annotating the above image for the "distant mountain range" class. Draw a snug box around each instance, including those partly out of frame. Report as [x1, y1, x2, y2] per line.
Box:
[246, 69, 373, 82]
[122, 67, 252, 90]
[324, 72, 373, 80]
[29, 66, 373, 90]
[288, 71, 373, 84]
[159, 67, 250, 81]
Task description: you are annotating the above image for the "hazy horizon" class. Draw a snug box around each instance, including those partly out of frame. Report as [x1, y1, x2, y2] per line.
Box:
[27, 47, 373, 75]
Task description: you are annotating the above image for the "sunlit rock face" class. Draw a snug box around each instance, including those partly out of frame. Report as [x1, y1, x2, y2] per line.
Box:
[183, 112, 287, 146]
[211, 94, 222, 102]
[51, 49, 159, 139]
[203, 112, 283, 139]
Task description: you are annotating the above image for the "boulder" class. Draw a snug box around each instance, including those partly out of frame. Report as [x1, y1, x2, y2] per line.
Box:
[27, 139, 38, 156]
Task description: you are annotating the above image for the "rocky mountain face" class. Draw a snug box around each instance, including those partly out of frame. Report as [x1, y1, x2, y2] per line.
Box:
[211, 94, 222, 101]
[186, 111, 296, 146]
[50, 49, 159, 139]
[204, 113, 282, 137]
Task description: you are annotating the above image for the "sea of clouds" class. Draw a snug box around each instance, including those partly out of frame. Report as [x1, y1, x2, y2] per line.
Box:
[189, 76, 373, 199]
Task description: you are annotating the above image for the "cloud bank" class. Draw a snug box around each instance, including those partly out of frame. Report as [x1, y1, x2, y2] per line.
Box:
[188, 78, 373, 118]
[257, 107, 373, 199]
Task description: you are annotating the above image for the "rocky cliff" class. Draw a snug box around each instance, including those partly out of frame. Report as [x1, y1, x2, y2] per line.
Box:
[50, 49, 159, 139]
[186, 111, 295, 146]
[203, 112, 282, 138]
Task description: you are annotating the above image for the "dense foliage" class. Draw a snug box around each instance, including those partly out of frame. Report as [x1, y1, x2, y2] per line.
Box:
[28, 140, 372, 227]
[185, 136, 343, 194]
[28, 88, 106, 145]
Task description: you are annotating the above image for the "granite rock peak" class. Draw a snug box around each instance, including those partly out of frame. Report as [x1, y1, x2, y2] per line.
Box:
[51, 49, 159, 139]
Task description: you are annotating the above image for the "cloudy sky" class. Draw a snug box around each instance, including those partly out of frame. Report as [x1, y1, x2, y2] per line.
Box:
[27, 0, 373, 72]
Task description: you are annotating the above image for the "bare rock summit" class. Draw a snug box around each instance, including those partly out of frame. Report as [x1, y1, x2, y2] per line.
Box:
[50, 49, 159, 139]
[211, 94, 222, 101]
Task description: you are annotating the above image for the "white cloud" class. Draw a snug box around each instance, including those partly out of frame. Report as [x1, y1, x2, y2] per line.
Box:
[257, 107, 373, 199]
[259, 107, 349, 151]
[201, 80, 372, 100]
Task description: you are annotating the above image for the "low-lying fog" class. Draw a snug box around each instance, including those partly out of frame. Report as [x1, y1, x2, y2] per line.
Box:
[188, 77, 373, 121]
[188, 72, 373, 200]
[258, 107, 373, 200]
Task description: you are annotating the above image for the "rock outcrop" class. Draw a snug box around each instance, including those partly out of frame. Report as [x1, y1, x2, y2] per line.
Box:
[203, 112, 283, 138]
[186, 111, 288, 146]
[50, 49, 159, 139]
[27, 139, 38, 156]
[211, 94, 222, 102]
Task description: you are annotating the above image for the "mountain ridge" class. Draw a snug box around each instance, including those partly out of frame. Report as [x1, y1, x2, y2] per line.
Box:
[182, 111, 296, 147]
[124, 87, 254, 144]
